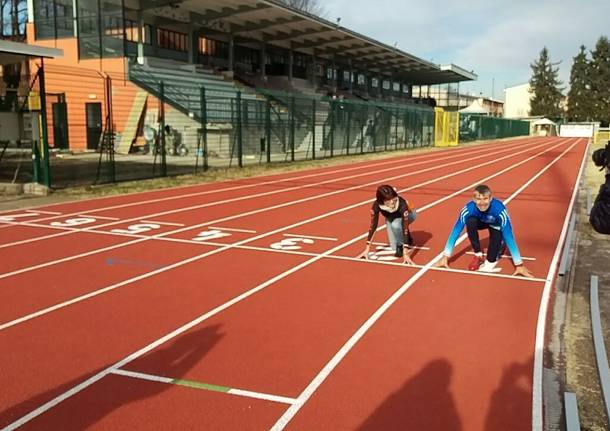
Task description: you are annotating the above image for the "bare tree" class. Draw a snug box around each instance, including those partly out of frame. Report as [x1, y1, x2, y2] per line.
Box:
[277, 0, 326, 17]
[0, 0, 8, 36]
[1, 0, 26, 39]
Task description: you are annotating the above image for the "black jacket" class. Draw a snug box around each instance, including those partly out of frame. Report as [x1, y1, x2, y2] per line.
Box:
[590, 174, 610, 235]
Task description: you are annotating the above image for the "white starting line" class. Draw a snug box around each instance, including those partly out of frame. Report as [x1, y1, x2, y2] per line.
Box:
[208, 226, 257, 233]
[26, 210, 62, 215]
[283, 233, 337, 241]
[111, 369, 298, 405]
[465, 251, 537, 261]
[78, 214, 120, 221]
[140, 220, 185, 227]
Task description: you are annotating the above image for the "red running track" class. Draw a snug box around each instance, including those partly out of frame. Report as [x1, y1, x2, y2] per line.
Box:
[0, 136, 587, 430]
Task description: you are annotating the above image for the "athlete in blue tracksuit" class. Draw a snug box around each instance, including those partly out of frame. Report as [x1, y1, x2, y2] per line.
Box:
[436, 185, 533, 277]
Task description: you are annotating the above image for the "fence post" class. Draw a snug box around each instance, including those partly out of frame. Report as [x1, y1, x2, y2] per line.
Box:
[200, 87, 208, 171]
[312, 98, 316, 160]
[330, 101, 335, 157]
[31, 138, 41, 183]
[237, 91, 243, 167]
[159, 81, 167, 177]
[266, 99, 271, 164]
[38, 61, 51, 187]
[346, 106, 351, 155]
[372, 107, 377, 152]
[384, 110, 388, 151]
[290, 95, 295, 162]
[105, 75, 115, 183]
[395, 108, 399, 150]
[360, 116, 364, 154]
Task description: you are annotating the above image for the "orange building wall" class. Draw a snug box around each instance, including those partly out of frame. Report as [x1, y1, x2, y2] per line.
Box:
[26, 23, 152, 151]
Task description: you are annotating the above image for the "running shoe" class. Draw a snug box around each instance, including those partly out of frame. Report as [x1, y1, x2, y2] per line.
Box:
[468, 255, 485, 271]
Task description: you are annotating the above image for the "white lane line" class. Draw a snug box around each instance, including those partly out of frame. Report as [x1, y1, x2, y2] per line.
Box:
[0, 139, 549, 279]
[78, 214, 120, 221]
[465, 251, 537, 261]
[139, 220, 185, 227]
[111, 369, 173, 384]
[0, 139, 542, 248]
[0, 140, 575, 430]
[9, 229, 538, 283]
[0, 138, 569, 331]
[26, 210, 62, 215]
[0, 145, 481, 228]
[0, 137, 534, 220]
[111, 369, 298, 405]
[208, 226, 257, 233]
[270, 138, 582, 430]
[283, 233, 338, 241]
[228, 389, 298, 405]
[531, 138, 589, 431]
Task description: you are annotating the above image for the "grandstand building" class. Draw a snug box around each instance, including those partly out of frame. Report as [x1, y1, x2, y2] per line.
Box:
[24, 0, 476, 160]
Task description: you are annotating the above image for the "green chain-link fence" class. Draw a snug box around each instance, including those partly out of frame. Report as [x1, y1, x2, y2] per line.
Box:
[5, 71, 537, 188]
[459, 114, 530, 142]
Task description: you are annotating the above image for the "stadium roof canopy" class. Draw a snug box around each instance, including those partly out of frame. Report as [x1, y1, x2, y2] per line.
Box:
[140, 0, 477, 85]
[0, 40, 63, 65]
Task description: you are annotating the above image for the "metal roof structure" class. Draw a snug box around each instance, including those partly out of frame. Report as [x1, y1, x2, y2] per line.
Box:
[135, 0, 476, 85]
[0, 40, 63, 65]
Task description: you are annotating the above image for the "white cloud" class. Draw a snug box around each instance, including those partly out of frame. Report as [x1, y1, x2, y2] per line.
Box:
[323, 0, 610, 96]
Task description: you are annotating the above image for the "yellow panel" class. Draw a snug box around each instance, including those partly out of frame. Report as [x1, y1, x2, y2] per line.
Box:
[445, 112, 459, 146]
[28, 91, 41, 111]
[434, 107, 446, 147]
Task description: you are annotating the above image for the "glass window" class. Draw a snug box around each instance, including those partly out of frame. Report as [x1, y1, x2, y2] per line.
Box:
[101, 0, 124, 58]
[77, 0, 124, 59]
[77, 0, 101, 58]
[157, 28, 187, 52]
[125, 20, 147, 43]
[34, 0, 75, 40]
[55, 0, 75, 37]
[34, 0, 56, 39]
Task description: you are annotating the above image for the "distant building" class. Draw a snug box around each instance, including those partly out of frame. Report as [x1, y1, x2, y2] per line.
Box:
[504, 83, 531, 119]
[412, 85, 503, 116]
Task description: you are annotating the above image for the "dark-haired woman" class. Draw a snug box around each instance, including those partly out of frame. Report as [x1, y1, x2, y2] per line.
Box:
[357, 185, 417, 264]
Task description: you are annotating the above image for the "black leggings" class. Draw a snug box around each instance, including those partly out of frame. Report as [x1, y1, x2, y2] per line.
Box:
[465, 217, 504, 262]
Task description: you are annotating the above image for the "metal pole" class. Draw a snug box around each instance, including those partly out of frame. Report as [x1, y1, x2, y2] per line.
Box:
[159, 81, 167, 176]
[330, 101, 335, 157]
[106, 75, 115, 183]
[38, 59, 51, 187]
[31, 136, 40, 183]
[370, 106, 372, 152]
[290, 95, 295, 162]
[360, 116, 364, 154]
[236, 91, 243, 167]
[394, 108, 399, 150]
[346, 106, 351, 155]
[200, 86, 208, 171]
[312, 99, 316, 160]
[265, 99, 271, 164]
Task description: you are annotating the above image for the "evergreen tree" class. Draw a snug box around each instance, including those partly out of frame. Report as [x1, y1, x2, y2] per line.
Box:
[529, 47, 564, 118]
[589, 36, 610, 125]
[567, 46, 593, 121]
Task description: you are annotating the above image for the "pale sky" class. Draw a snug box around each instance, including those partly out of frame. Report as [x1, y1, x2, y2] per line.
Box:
[322, 0, 610, 100]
